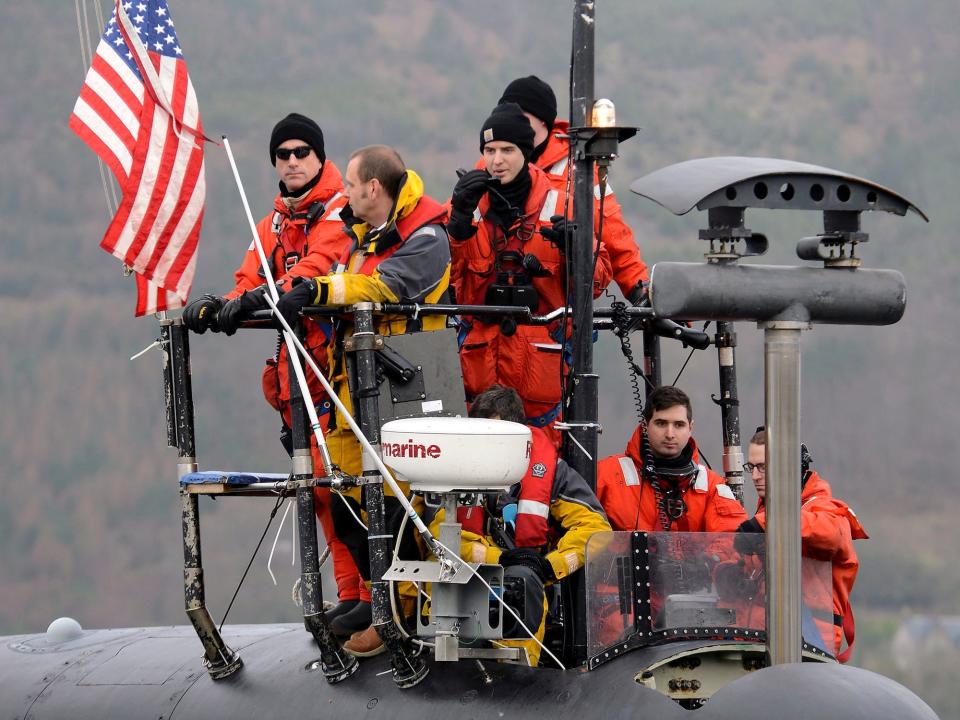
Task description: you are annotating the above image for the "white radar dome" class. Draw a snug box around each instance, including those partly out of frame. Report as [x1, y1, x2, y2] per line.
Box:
[46, 617, 83, 643]
[380, 417, 531, 493]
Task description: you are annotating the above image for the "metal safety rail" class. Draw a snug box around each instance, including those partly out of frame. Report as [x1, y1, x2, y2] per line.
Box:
[161, 318, 361, 684]
[163, 299, 712, 680]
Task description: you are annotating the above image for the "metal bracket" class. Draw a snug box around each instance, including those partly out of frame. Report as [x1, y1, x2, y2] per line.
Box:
[343, 335, 384, 352]
[389, 368, 426, 404]
[457, 646, 525, 662]
[796, 233, 867, 268]
[554, 421, 603, 432]
[568, 125, 638, 164]
[710, 394, 739, 409]
[700, 208, 768, 261]
[713, 330, 737, 348]
[383, 559, 477, 585]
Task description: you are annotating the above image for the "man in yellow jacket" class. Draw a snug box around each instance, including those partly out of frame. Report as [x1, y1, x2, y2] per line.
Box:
[436, 384, 611, 666]
[277, 144, 451, 653]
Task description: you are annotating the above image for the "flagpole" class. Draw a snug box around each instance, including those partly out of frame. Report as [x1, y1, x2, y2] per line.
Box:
[220, 136, 335, 476]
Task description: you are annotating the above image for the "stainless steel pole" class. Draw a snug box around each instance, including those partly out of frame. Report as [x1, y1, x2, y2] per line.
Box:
[762, 321, 807, 665]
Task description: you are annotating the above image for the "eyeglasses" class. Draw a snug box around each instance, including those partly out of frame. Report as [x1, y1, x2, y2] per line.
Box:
[743, 462, 766, 474]
[275, 145, 313, 161]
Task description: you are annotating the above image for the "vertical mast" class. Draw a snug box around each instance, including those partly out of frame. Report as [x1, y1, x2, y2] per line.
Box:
[566, 0, 599, 491]
[563, 0, 598, 667]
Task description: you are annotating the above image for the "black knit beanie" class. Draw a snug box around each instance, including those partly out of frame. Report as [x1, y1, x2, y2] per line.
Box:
[498, 75, 558, 130]
[269, 113, 326, 166]
[479, 102, 536, 159]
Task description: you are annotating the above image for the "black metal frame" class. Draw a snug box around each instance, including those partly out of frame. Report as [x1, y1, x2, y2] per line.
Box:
[163, 317, 359, 683]
[285, 319, 359, 683]
[347, 305, 429, 688]
[162, 319, 243, 680]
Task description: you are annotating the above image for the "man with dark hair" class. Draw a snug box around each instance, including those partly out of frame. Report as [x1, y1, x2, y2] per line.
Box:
[596, 386, 747, 532]
[433, 384, 610, 666]
[497, 75, 648, 300]
[448, 102, 612, 433]
[180, 113, 365, 630]
[466, 382, 527, 421]
[276, 144, 451, 656]
[739, 429, 867, 662]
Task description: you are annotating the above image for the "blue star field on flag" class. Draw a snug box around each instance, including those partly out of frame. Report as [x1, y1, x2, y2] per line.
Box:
[103, 0, 184, 80]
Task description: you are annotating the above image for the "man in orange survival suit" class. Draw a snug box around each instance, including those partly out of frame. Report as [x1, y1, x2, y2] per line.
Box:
[433, 384, 611, 666]
[497, 75, 649, 301]
[736, 428, 868, 662]
[180, 113, 366, 630]
[596, 386, 747, 532]
[276, 144, 451, 656]
[448, 102, 612, 433]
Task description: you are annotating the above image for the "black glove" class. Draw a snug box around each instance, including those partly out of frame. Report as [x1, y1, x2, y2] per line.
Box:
[182, 293, 224, 334]
[626, 281, 648, 307]
[736, 517, 763, 534]
[734, 517, 764, 555]
[623, 281, 649, 333]
[450, 169, 490, 216]
[499, 546, 555, 584]
[540, 214, 575, 253]
[274, 277, 320, 330]
[217, 286, 271, 336]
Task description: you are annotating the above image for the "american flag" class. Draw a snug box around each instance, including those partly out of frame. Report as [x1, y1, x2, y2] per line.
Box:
[70, 0, 206, 316]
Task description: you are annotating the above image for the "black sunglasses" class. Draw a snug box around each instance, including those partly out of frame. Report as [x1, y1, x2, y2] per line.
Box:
[275, 145, 313, 161]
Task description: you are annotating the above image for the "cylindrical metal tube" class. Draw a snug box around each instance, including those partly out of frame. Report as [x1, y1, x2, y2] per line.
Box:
[180, 481, 242, 678]
[764, 323, 805, 665]
[294, 464, 357, 682]
[181, 492, 204, 610]
[650, 263, 906, 325]
[168, 320, 196, 461]
[562, 0, 598, 667]
[159, 321, 178, 449]
[352, 306, 428, 687]
[286, 325, 357, 684]
[642, 330, 662, 396]
[296, 486, 321, 618]
[716, 321, 744, 504]
[352, 308, 392, 627]
[566, 0, 598, 487]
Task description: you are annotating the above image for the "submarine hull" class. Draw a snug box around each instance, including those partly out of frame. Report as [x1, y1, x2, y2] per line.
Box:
[2, 624, 937, 719]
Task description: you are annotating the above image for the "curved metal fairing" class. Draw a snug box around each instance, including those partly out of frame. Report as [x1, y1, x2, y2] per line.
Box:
[629, 156, 929, 221]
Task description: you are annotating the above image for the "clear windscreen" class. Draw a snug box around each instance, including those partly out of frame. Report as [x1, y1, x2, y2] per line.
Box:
[585, 531, 835, 658]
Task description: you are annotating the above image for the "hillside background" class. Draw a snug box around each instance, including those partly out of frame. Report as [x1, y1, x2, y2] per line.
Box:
[1, 0, 957, 713]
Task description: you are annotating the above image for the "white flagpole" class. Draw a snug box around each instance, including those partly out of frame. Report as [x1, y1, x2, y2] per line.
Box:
[221, 136, 335, 475]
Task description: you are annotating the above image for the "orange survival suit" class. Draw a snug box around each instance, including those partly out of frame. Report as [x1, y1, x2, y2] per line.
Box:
[529, 119, 648, 295]
[596, 430, 747, 532]
[751, 470, 868, 662]
[451, 163, 612, 427]
[472, 120, 647, 297]
[225, 160, 364, 603]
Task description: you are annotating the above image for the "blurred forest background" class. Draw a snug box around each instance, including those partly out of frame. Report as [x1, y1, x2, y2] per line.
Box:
[1, 0, 957, 714]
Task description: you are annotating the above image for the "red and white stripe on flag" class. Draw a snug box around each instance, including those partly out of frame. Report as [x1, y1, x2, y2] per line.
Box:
[69, 0, 205, 316]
